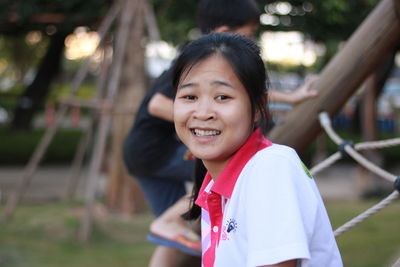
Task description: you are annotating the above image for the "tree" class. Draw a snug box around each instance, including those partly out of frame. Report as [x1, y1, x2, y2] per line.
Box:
[259, 0, 379, 69]
[0, 0, 111, 130]
[11, 31, 68, 130]
[151, 0, 197, 45]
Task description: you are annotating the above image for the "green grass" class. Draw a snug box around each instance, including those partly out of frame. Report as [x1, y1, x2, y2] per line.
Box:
[0, 200, 400, 266]
[0, 202, 154, 267]
[328, 200, 400, 267]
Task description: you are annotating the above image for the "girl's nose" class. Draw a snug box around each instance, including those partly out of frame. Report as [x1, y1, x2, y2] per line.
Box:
[193, 99, 215, 120]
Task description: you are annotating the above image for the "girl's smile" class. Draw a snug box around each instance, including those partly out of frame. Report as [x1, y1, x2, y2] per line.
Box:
[174, 54, 255, 178]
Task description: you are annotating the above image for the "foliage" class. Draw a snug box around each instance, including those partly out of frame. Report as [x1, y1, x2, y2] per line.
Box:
[259, 0, 379, 70]
[47, 83, 96, 103]
[149, 0, 380, 49]
[0, 127, 81, 165]
[151, 0, 197, 45]
[0, 82, 96, 117]
[261, 0, 378, 42]
[0, 34, 48, 82]
[0, 0, 112, 35]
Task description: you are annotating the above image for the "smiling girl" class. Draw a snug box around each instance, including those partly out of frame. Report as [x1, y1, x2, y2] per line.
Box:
[172, 33, 342, 267]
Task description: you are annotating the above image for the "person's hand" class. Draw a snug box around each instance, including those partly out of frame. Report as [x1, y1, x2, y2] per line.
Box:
[290, 75, 319, 104]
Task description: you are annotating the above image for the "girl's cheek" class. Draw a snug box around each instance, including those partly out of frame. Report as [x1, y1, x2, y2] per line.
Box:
[174, 103, 187, 122]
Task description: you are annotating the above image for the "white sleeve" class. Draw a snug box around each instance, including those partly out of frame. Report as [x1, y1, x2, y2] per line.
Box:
[243, 148, 318, 267]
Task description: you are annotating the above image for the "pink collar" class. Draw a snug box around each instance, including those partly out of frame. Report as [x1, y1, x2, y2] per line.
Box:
[195, 128, 272, 207]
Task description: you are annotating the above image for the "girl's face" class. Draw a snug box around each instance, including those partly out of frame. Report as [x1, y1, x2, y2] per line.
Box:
[174, 55, 254, 178]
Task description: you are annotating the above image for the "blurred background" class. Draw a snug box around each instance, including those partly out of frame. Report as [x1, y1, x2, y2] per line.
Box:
[0, 0, 399, 266]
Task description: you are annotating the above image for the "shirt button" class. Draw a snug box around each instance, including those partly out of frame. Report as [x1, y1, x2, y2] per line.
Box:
[213, 226, 219, 233]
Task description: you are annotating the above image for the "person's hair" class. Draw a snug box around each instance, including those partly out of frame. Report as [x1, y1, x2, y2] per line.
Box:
[172, 32, 270, 220]
[197, 0, 261, 34]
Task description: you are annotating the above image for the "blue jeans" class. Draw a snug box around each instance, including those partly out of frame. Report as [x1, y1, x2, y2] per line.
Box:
[136, 145, 195, 217]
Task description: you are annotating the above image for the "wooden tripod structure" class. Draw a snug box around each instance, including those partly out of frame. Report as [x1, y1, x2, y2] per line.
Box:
[1, 0, 157, 241]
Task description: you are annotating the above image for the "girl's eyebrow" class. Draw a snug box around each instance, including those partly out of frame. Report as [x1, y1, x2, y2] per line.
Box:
[178, 79, 234, 90]
[211, 80, 233, 88]
[178, 82, 196, 90]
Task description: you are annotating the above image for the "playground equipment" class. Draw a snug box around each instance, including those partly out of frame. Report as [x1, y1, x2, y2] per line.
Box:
[313, 112, 400, 267]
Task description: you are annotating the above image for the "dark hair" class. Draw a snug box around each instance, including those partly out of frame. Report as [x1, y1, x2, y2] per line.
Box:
[172, 32, 270, 220]
[197, 0, 261, 34]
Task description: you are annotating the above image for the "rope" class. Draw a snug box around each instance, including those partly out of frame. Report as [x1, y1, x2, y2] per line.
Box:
[318, 112, 397, 183]
[315, 111, 400, 251]
[392, 256, 400, 267]
[310, 138, 400, 176]
[311, 115, 399, 177]
[334, 191, 399, 236]
[355, 138, 400, 150]
[343, 146, 396, 182]
[310, 152, 342, 175]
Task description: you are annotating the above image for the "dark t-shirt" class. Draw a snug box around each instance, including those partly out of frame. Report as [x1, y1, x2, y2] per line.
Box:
[123, 67, 184, 177]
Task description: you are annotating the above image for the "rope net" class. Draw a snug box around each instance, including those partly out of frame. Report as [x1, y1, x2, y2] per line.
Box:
[313, 112, 399, 267]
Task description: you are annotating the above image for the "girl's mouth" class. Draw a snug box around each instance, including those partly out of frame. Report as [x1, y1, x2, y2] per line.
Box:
[191, 128, 221, 137]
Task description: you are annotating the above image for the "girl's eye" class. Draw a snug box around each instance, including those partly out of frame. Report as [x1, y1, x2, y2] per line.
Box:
[216, 95, 230, 101]
[182, 95, 196, 100]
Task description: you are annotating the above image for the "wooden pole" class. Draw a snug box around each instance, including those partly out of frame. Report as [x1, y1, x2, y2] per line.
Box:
[106, 0, 147, 214]
[357, 74, 380, 196]
[64, 48, 111, 200]
[77, 0, 136, 242]
[143, 0, 160, 41]
[268, 0, 400, 152]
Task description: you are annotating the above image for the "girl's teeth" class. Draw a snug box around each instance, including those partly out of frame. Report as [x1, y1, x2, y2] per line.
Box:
[194, 129, 221, 136]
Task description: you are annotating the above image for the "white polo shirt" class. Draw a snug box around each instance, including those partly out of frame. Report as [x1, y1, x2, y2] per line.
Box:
[195, 129, 343, 267]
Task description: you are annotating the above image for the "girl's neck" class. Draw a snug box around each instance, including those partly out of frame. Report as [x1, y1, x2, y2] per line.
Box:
[202, 159, 229, 181]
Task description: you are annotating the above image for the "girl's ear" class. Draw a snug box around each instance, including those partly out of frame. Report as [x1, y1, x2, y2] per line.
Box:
[254, 109, 261, 123]
[254, 94, 268, 124]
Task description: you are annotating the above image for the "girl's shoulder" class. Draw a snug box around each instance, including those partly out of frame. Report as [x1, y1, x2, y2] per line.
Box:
[243, 143, 316, 192]
[250, 143, 314, 181]
[256, 143, 300, 163]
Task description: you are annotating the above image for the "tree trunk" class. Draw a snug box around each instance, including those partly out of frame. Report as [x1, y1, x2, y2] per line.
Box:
[357, 50, 397, 197]
[11, 31, 68, 130]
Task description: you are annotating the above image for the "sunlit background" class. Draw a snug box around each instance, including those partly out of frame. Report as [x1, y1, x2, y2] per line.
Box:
[61, 28, 323, 77]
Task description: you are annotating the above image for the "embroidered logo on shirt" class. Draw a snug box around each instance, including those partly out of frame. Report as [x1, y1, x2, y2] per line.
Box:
[227, 219, 237, 233]
[222, 218, 237, 241]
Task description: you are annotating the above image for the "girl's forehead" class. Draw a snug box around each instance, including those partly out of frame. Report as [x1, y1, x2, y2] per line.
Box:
[180, 55, 238, 83]
[187, 54, 233, 72]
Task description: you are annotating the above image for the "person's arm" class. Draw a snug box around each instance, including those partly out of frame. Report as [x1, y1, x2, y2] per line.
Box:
[260, 259, 297, 267]
[148, 92, 174, 122]
[269, 76, 318, 105]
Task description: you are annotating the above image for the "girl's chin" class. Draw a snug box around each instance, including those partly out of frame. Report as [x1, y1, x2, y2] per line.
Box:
[190, 152, 224, 162]
[189, 152, 213, 161]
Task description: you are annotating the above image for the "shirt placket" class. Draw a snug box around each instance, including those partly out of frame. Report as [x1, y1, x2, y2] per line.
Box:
[203, 191, 223, 267]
